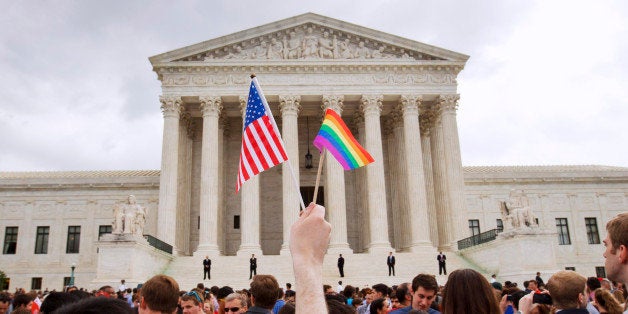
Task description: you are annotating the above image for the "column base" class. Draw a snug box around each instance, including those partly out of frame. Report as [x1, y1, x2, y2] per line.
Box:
[406, 241, 435, 253]
[237, 245, 263, 257]
[367, 242, 393, 255]
[193, 244, 221, 257]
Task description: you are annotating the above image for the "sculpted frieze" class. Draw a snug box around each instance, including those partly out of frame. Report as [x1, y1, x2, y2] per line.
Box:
[175, 24, 444, 62]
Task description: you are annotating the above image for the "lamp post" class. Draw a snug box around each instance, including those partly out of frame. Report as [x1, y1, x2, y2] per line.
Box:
[69, 263, 76, 286]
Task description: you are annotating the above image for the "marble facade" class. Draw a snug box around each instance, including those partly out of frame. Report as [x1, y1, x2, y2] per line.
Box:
[1, 13, 627, 290]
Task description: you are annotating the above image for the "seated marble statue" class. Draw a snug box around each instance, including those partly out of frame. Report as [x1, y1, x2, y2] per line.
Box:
[500, 190, 537, 230]
[112, 195, 146, 236]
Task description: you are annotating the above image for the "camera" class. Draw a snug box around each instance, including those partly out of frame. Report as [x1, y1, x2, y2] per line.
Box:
[506, 294, 514, 302]
[532, 293, 552, 305]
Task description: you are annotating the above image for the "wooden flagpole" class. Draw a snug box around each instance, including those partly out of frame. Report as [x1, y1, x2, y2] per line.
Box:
[312, 148, 326, 204]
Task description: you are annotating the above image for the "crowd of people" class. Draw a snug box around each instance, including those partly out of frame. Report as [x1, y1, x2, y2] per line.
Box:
[0, 207, 626, 314]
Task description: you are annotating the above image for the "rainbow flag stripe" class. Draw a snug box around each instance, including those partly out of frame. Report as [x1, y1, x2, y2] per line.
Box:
[313, 109, 374, 170]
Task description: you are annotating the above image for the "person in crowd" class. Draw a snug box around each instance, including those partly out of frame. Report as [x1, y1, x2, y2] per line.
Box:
[440, 269, 499, 314]
[547, 270, 590, 314]
[202, 256, 211, 281]
[369, 298, 389, 314]
[247, 275, 280, 313]
[180, 290, 205, 314]
[39, 291, 78, 313]
[357, 289, 374, 314]
[372, 283, 390, 310]
[603, 213, 628, 313]
[394, 283, 412, 309]
[276, 302, 294, 314]
[11, 293, 33, 313]
[224, 292, 248, 313]
[96, 285, 117, 298]
[119, 279, 128, 292]
[337, 281, 344, 294]
[288, 203, 331, 313]
[391, 274, 440, 314]
[536, 272, 545, 286]
[0, 293, 10, 314]
[284, 283, 294, 297]
[54, 297, 134, 314]
[593, 288, 623, 314]
[387, 252, 396, 276]
[272, 288, 285, 314]
[138, 274, 180, 314]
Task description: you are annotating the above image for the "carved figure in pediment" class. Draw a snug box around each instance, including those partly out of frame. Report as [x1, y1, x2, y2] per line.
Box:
[302, 27, 319, 58]
[338, 39, 353, 59]
[225, 45, 247, 59]
[400, 49, 413, 60]
[283, 31, 302, 59]
[253, 41, 268, 59]
[318, 31, 335, 59]
[268, 38, 284, 59]
[354, 41, 371, 59]
[371, 46, 384, 59]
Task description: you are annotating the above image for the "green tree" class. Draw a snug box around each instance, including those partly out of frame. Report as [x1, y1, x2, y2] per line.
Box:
[0, 270, 7, 290]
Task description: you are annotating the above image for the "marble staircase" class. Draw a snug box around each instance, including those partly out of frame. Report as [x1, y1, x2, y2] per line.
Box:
[163, 249, 479, 291]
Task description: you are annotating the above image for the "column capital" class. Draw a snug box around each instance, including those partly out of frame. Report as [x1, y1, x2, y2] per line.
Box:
[279, 95, 301, 115]
[239, 95, 248, 118]
[419, 105, 436, 136]
[360, 94, 383, 115]
[159, 96, 182, 116]
[199, 96, 223, 117]
[437, 94, 460, 111]
[400, 95, 422, 116]
[180, 111, 197, 139]
[322, 94, 344, 113]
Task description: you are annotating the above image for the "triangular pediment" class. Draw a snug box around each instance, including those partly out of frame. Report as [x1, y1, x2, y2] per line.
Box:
[150, 13, 468, 65]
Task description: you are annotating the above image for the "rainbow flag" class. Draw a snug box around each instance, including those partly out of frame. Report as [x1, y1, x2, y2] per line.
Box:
[313, 109, 374, 170]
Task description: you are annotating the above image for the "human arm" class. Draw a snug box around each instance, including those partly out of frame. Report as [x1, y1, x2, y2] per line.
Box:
[290, 203, 331, 313]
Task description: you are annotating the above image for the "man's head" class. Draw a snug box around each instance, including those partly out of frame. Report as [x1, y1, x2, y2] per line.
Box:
[286, 283, 291, 290]
[547, 270, 587, 310]
[180, 290, 204, 314]
[205, 255, 208, 259]
[536, 272, 541, 276]
[527, 280, 538, 291]
[389, 252, 393, 256]
[224, 293, 248, 313]
[12, 293, 33, 310]
[324, 285, 334, 295]
[339, 254, 342, 257]
[586, 277, 601, 294]
[394, 282, 412, 307]
[0, 292, 11, 313]
[251, 254, 255, 258]
[411, 274, 438, 311]
[139, 275, 180, 314]
[371, 283, 389, 299]
[249, 275, 279, 309]
[338, 281, 342, 285]
[96, 285, 116, 298]
[604, 213, 628, 283]
[600, 279, 612, 290]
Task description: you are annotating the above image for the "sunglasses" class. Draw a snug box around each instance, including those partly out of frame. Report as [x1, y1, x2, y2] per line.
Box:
[186, 291, 203, 304]
[224, 307, 241, 312]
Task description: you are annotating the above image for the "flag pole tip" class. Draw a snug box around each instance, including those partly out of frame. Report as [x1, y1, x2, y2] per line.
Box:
[250, 73, 256, 79]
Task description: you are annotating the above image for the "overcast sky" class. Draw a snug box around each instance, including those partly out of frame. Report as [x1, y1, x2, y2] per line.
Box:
[1, 0, 626, 172]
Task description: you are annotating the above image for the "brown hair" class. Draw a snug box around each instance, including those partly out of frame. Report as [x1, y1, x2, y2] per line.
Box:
[547, 270, 585, 310]
[411, 274, 438, 292]
[606, 212, 628, 253]
[249, 275, 279, 309]
[594, 288, 623, 314]
[441, 269, 500, 314]
[141, 275, 180, 313]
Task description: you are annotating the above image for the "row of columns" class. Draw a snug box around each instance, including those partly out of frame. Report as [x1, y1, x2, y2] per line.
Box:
[156, 93, 466, 255]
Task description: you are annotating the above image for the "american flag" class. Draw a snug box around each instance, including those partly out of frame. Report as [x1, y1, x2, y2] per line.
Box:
[236, 79, 288, 192]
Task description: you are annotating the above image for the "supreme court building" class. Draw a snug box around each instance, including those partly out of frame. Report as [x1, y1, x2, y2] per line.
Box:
[1, 13, 627, 291]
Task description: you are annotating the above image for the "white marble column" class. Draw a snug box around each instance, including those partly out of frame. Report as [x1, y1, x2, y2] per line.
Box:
[279, 95, 301, 254]
[360, 94, 392, 253]
[322, 95, 352, 253]
[197, 96, 222, 254]
[353, 112, 370, 252]
[176, 112, 193, 255]
[385, 112, 408, 250]
[157, 96, 181, 249]
[217, 115, 228, 254]
[237, 96, 263, 255]
[419, 108, 439, 247]
[430, 107, 452, 250]
[438, 94, 468, 247]
[400, 95, 433, 250]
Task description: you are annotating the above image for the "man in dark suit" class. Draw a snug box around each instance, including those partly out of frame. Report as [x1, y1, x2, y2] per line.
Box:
[203, 256, 211, 280]
[337, 254, 345, 277]
[249, 254, 257, 279]
[387, 252, 396, 276]
[437, 252, 447, 275]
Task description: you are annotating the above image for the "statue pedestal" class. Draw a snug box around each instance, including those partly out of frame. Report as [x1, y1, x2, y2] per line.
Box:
[459, 228, 560, 284]
[93, 234, 173, 289]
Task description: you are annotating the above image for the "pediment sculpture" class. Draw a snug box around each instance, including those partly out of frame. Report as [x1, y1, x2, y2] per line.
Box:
[177, 24, 444, 62]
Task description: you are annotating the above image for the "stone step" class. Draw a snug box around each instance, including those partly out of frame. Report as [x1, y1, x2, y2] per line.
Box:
[164, 251, 478, 291]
